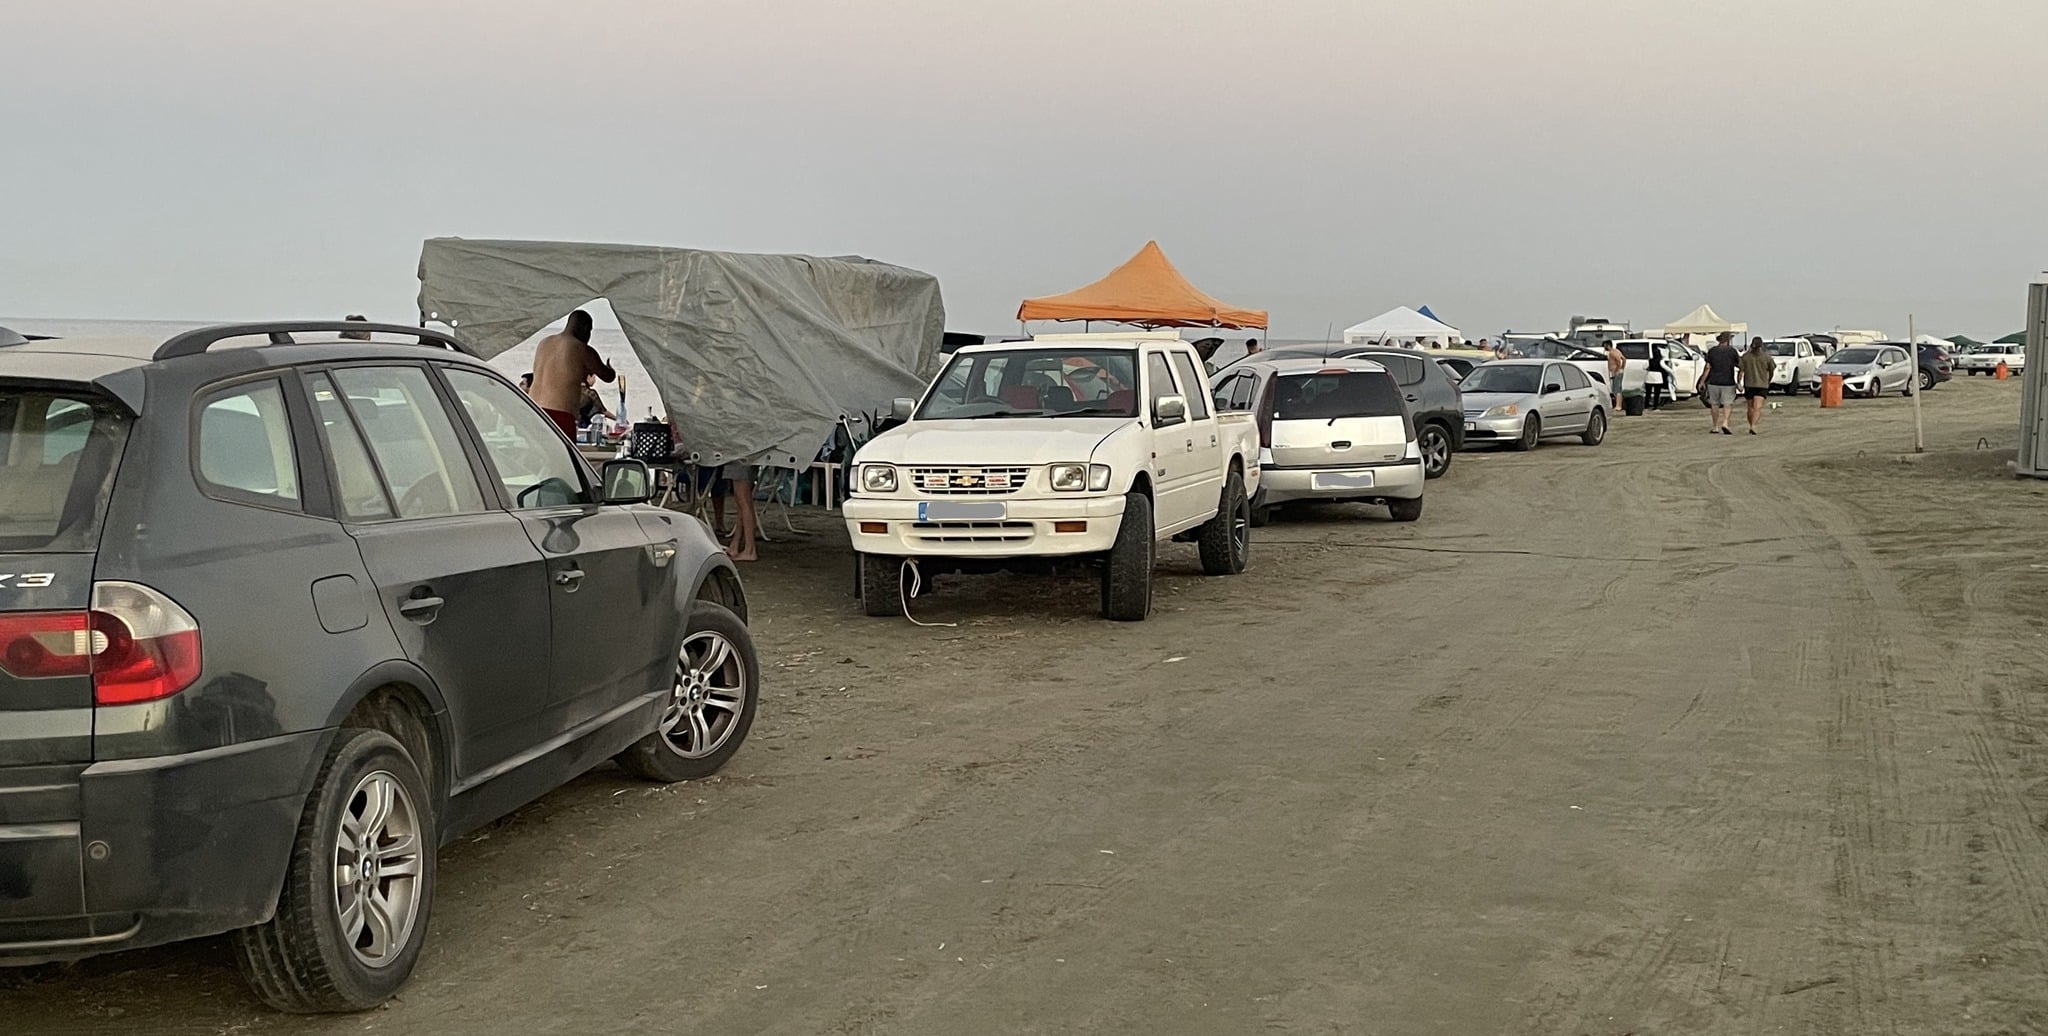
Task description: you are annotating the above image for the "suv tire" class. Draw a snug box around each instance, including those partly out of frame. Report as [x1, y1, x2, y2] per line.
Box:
[1197, 471, 1250, 576]
[1386, 496, 1424, 523]
[616, 603, 759, 782]
[233, 729, 435, 1014]
[1418, 423, 1453, 479]
[1101, 491, 1153, 621]
[856, 552, 901, 617]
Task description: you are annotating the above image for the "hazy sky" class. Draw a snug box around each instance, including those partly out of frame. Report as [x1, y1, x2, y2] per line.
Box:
[6, 0, 2046, 339]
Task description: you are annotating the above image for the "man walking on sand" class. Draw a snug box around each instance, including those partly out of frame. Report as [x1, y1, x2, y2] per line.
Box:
[529, 310, 615, 439]
[1738, 336, 1775, 435]
[1700, 331, 1741, 435]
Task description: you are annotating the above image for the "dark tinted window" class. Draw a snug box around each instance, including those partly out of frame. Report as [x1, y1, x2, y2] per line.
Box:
[0, 388, 128, 551]
[445, 369, 592, 510]
[1169, 353, 1211, 420]
[1618, 343, 1649, 360]
[1147, 352, 1179, 409]
[1560, 365, 1591, 390]
[1229, 373, 1257, 410]
[1271, 371, 1405, 420]
[330, 366, 488, 519]
[1372, 354, 1427, 386]
[306, 373, 395, 521]
[196, 379, 301, 509]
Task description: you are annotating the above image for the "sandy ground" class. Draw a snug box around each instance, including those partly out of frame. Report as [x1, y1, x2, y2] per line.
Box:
[9, 377, 2048, 1035]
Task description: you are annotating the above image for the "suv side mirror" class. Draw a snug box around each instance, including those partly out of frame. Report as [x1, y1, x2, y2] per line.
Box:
[891, 397, 916, 420]
[600, 459, 653, 505]
[1153, 395, 1188, 426]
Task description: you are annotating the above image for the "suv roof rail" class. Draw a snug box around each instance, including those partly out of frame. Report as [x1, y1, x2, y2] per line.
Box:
[153, 321, 468, 361]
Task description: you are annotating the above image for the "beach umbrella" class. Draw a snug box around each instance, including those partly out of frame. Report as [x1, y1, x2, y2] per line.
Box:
[1996, 331, 2028, 345]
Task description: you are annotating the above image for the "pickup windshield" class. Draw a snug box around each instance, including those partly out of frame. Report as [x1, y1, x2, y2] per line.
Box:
[1765, 342, 1799, 356]
[918, 348, 1140, 420]
[0, 387, 130, 551]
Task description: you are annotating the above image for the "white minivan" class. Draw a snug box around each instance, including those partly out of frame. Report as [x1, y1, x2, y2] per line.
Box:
[1212, 357, 1424, 525]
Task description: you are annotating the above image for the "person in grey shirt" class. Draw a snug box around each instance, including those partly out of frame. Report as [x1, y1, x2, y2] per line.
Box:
[1700, 331, 1741, 435]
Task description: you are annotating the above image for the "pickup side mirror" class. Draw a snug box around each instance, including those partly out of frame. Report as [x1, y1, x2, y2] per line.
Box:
[891, 397, 916, 420]
[1542, 383, 1563, 395]
[600, 459, 653, 505]
[1154, 395, 1188, 426]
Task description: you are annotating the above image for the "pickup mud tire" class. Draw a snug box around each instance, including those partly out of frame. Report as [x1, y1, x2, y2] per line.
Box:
[1197, 472, 1250, 576]
[1101, 492, 1154, 621]
[857, 553, 901, 617]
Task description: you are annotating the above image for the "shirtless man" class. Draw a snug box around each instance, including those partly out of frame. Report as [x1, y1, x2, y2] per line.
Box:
[529, 310, 614, 438]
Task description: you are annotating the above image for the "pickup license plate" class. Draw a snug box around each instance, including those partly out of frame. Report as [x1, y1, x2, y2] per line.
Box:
[920, 501, 1006, 521]
[1313, 471, 1375, 491]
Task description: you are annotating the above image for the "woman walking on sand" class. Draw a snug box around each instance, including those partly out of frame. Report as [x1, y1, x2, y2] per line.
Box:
[1738, 337, 1775, 435]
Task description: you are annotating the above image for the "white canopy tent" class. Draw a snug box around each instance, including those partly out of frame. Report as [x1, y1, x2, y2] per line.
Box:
[1664, 304, 1747, 340]
[1342, 306, 1462, 345]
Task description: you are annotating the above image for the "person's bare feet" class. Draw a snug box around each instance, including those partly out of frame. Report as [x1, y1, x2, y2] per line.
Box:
[724, 539, 758, 562]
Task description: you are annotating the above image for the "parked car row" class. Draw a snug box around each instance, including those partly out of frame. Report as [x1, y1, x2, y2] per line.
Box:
[0, 323, 760, 1011]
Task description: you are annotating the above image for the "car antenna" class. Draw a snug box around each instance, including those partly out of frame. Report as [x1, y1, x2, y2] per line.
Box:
[1324, 323, 1334, 361]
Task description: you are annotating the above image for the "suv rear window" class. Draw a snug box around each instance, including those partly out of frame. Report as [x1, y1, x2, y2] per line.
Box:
[1272, 371, 1405, 420]
[0, 387, 130, 551]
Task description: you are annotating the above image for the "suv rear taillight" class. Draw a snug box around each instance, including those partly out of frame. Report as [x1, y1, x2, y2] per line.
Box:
[0, 583, 202, 705]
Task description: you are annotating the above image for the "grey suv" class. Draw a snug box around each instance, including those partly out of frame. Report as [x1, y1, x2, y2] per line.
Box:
[0, 322, 757, 1011]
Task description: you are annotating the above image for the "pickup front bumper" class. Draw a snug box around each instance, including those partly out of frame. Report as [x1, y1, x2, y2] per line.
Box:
[844, 495, 1127, 558]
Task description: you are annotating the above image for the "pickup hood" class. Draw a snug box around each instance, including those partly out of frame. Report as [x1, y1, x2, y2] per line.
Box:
[855, 418, 1136, 467]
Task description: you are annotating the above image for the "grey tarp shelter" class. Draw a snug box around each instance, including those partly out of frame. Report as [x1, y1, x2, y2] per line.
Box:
[415, 238, 945, 468]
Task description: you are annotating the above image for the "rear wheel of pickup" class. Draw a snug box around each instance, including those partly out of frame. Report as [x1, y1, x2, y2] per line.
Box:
[857, 553, 901, 617]
[1197, 471, 1250, 576]
[1101, 492, 1154, 621]
[1386, 496, 1424, 523]
[233, 729, 434, 1013]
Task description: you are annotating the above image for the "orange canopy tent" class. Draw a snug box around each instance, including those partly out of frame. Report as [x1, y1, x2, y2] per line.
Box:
[1016, 241, 1267, 330]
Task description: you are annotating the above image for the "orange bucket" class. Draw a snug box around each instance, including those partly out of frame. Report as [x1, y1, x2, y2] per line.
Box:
[1820, 373, 1844, 408]
[1997, 361, 2011, 380]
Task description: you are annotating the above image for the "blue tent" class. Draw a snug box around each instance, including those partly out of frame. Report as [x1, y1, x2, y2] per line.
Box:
[1418, 305, 1445, 324]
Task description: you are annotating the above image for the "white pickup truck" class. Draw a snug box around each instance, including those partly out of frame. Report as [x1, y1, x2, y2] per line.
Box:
[843, 332, 1259, 621]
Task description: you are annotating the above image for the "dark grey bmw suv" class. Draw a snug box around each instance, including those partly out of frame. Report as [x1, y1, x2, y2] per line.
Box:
[0, 322, 757, 1011]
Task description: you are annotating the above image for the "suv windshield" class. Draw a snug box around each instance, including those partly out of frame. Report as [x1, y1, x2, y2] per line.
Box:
[918, 348, 1140, 419]
[1460, 365, 1543, 394]
[1272, 371, 1405, 421]
[0, 387, 130, 551]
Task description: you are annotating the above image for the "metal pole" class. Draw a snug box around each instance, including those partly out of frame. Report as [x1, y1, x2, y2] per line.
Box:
[1909, 313, 1925, 453]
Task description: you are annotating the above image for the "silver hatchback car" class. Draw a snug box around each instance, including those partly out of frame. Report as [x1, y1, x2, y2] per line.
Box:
[1211, 357, 1424, 524]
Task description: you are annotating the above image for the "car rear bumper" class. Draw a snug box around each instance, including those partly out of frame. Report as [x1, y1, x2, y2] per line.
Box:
[844, 495, 1127, 558]
[0, 730, 327, 966]
[1258, 461, 1424, 505]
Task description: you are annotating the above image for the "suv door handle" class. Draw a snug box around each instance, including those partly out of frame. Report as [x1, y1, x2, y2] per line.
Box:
[554, 567, 586, 589]
[397, 595, 444, 624]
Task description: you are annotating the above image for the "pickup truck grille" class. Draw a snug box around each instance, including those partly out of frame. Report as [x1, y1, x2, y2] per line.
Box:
[910, 521, 1033, 543]
[909, 466, 1030, 495]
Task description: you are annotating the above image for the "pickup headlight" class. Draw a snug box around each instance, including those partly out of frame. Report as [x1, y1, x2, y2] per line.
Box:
[860, 464, 897, 493]
[1483, 404, 1519, 418]
[1050, 463, 1086, 492]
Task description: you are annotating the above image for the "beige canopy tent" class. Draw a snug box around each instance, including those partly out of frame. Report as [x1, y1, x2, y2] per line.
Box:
[1664, 304, 1748, 338]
